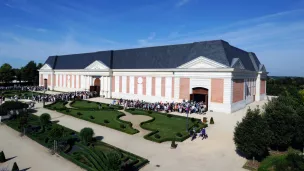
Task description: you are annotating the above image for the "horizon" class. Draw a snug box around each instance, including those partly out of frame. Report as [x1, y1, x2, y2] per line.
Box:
[0, 0, 304, 76]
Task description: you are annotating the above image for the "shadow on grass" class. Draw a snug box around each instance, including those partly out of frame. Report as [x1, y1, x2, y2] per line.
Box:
[5, 156, 17, 162]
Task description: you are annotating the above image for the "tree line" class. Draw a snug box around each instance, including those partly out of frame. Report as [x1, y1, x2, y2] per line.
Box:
[0, 61, 42, 85]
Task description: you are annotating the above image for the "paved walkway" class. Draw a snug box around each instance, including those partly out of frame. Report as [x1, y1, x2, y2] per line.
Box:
[0, 125, 83, 171]
[27, 100, 268, 171]
[65, 101, 74, 109]
[119, 110, 153, 136]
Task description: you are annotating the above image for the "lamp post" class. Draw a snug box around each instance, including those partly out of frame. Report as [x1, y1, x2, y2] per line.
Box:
[43, 88, 46, 108]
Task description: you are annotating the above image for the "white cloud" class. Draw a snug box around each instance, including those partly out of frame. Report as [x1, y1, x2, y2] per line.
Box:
[15, 25, 48, 32]
[138, 32, 156, 46]
[176, 0, 190, 7]
[0, 32, 115, 62]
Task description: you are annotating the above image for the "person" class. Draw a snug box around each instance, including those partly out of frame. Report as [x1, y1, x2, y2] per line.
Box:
[201, 128, 208, 139]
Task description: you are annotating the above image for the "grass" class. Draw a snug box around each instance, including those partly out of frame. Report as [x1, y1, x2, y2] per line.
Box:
[257, 154, 287, 171]
[4, 114, 149, 171]
[1, 90, 41, 98]
[70, 100, 123, 110]
[126, 109, 208, 143]
[46, 101, 138, 134]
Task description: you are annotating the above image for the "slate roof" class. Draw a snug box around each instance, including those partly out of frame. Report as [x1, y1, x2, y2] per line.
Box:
[44, 40, 262, 71]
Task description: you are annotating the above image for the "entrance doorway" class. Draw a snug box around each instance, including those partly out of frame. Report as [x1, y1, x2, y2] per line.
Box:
[90, 78, 101, 97]
[190, 87, 209, 110]
[44, 79, 47, 89]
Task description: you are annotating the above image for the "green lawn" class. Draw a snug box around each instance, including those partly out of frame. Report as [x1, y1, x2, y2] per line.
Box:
[70, 100, 123, 110]
[46, 101, 138, 134]
[126, 109, 208, 143]
[1, 90, 41, 98]
[4, 114, 149, 171]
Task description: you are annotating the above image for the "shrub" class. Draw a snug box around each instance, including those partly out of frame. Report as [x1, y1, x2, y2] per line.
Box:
[40, 113, 51, 129]
[66, 109, 70, 113]
[171, 140, 177, 149]
[12, 162, 19, 171]
[234, 108, 272, 159]
[104, 120, 110, 124]
[176, 132, 183, 137]
[44, 137, 49, 144]
[109, 107, 114, 110]
[87, 101, 91, 103]
[210, 117, 214, 124]
[80, 127, 94, 144]
[90, 116, 95, 120]
[77, 112, 82, 116]
[0, 151, 6, 163]
[120, 124, 126, 129]
[147, 111, 152, 114]
[154, 134, 161, 139]
[167, 114, 173, 118]
[191, 118, 196, 122]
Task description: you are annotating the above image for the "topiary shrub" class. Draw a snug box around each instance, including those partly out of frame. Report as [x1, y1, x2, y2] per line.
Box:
[66, 109, 70, 113]
[167, 114, 173, 118]
[12, 162, 19, 171]
[176, 132, 183, 137]
[109, 107, 114, 110]
[0, 151, 6, 163]
[80, 127, 94, 144]
[129, 108, 135, 111]
[104, 120, 110, 124]
[90, 116, 95, 120]
[120, 124, 126, 129]
[171, 140, 177, 149]
[53, 107, 57, 110]
[77, 112, 82, 116]
[87, 101, 91, 103]
[154, 134, 161, 139]
[147, 111, 152, 114]
[191, 118, 196, 122]
[210, 117, 214, 124]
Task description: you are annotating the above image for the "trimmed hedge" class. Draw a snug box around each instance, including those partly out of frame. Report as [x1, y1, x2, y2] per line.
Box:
[127, 109, 208, 143]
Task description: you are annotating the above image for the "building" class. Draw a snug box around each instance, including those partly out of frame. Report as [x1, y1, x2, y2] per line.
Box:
[39, 40, 267, 113]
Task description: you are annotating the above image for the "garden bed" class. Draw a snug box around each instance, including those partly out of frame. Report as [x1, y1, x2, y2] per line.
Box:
[4, 114, 149, 171]
[45, 101, 138, 135]
[126, 109, 208, 143]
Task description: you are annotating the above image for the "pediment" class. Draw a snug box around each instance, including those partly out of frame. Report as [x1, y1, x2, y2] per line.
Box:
[178, 56, 228, 69]
[231, 58, 245, 69]
[85, 60, 109, 70]
[40, 64, 52, 70]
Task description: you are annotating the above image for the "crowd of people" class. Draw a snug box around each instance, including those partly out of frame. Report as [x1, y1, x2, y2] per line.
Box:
[113, 99, 207, 114]
[0, 86, 94, 105]
[0, 86, 46, 91]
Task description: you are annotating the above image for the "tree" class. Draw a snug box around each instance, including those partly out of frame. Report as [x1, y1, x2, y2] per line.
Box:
[39, 113, 51, 130]
[264, 96, 297, 150]
[234, 108, 272, 159]
[293, 106, 304, 148]
[13, 68, 22, 84]
[22, 61, 37, 84]
[80, 127, 94, 144]
[11, 162, 19, 171]
[0, 63, 14, 83]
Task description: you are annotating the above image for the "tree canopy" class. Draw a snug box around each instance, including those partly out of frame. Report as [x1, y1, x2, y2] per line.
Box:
[0, 63, 14, 83]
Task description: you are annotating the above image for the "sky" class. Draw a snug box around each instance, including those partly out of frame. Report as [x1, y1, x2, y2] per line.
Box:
[0, 0, 304, 76]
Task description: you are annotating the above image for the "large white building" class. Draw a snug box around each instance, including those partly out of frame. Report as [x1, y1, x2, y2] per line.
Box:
[39, 40, 267, 113]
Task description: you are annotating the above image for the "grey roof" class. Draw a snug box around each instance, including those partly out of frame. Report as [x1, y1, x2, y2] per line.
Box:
[44, 40, 262, 71]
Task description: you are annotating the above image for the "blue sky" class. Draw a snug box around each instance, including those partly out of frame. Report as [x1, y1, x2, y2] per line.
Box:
[0, 0, 304, 76]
